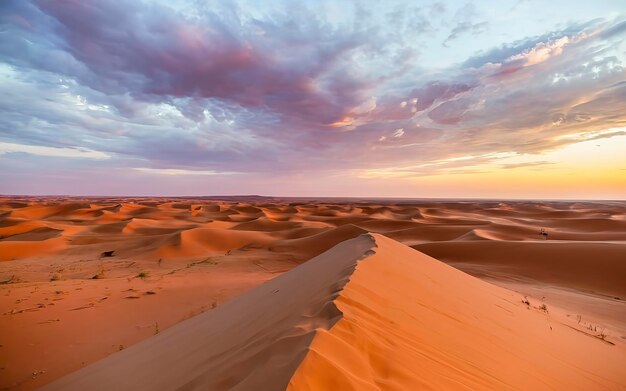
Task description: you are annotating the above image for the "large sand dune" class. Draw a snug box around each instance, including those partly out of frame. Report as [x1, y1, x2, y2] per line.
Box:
[0, 196, 625, 389]
[41, 234, 626, 390]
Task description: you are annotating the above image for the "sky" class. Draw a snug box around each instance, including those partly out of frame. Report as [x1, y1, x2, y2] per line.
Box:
[0, 0, 625, 199]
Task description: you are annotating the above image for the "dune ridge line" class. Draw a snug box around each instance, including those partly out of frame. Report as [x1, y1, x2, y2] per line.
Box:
[39, 232, 626, 390]
[39, 234, 379, 391]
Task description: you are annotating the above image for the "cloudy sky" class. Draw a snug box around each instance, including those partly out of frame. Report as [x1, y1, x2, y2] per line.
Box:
[1, 0, 625, 198]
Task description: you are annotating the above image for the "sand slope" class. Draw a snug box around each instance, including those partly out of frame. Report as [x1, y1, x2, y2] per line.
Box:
[39, 235, 375, 391]
[1, 197, 625, 389]
[415, 240, 626, 298]
[42, 234, 626, 390]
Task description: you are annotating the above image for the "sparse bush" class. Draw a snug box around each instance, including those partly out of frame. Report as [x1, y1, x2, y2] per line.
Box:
[0, 275, 17, 285]
[92, 266, 105, 279]
[50, 273, 60, 281]
[136, 271, 149, 279]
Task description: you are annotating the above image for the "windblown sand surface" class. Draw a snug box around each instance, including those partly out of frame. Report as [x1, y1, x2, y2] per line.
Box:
[0, 196, 625, 389]
[41, 234, 626, 390]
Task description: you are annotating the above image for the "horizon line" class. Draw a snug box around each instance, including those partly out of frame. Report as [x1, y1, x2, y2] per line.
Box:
[1, 194, 624, 202]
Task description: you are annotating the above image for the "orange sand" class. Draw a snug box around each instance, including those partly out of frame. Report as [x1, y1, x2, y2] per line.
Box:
[0, 196, 625, 389]
[41, 234, 626, 390]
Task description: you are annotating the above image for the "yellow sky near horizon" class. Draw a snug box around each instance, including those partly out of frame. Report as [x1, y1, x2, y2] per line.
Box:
[355, 131, 626, 199]
[426, 137, 624, 199]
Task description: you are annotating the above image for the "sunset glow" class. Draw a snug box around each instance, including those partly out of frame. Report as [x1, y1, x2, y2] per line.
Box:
[1, 1, 625, 199]
[2, 3, 626, 388]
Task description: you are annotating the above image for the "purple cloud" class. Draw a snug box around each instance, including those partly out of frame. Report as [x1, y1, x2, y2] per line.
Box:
[0, 0, 624, 196]
[4, 0, 375, 127]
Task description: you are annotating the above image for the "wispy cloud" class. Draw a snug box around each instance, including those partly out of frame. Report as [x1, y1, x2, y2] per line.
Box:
[133, 168, 238, 176]
[0, 1, 624, 196]
[0, 142, 110, 159]
[500, 161, 554, 170]
[442, 3, 489, 47]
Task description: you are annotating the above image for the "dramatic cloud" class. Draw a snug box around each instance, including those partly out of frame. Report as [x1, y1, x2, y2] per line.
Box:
[0, 0, 624, 196]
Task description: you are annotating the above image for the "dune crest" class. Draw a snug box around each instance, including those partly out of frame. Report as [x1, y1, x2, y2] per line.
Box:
[40, 235, 375, 391]
[289, 234, 626, 390]
[41, 234, 626, 391]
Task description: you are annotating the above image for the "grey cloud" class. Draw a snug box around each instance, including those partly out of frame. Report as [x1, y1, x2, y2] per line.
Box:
[0, 2, 624, 180]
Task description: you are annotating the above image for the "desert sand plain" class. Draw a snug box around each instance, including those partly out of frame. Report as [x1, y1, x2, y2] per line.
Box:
[0, 196, 625, 390]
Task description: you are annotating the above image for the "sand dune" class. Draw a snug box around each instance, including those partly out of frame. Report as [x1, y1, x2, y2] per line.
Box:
[41, 235, 374, 391]
[0, 236, 67, 261]
[154, 227, 274, 258]
[271, 224, 369, 259]
[416, 240, 626, 298]
[0, 196, 625, 389]
[231, 218, 304, 232]
[41, 234, 626, 390]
